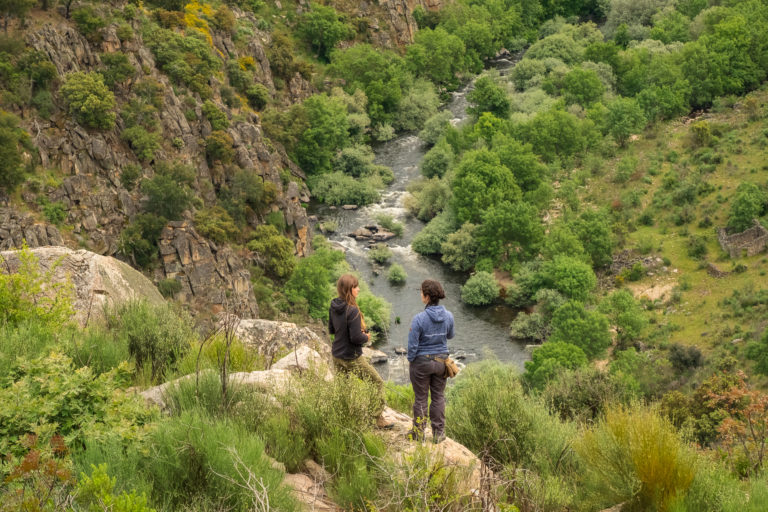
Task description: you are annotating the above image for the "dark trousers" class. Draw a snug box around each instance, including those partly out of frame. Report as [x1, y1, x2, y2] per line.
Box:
[409, 356, 447, 437]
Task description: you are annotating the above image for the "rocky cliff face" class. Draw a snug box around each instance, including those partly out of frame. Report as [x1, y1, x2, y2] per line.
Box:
[1, 0, 444, 316]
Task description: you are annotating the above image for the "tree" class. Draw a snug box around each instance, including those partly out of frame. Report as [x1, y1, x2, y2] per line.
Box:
[491, 135, 546, 192]
[542, 222, 588, 262]
[574, 210, 614, 268]
[420, 139, 453, 179]
[60, 72, 117, 130]
[550, 301, 611, 359]
[297, 3, 353, 61]
[461, 271, 500, 306]
[118, 213, 167, 268]
[599, 290, 647, 347]
[727, 182, 766, 233]
[0, 0, 35, 31]
[467, 76, 510, 118]
[451, 149, 521, 224]
[606, 97, 646, 146]
[0, 112, 30, 192]
[247, 225, 296, 278]
[478, 201, 544, 263]
[141, 163, 195, 220]
[542, 255, 596, 302]
[517, 109, 589, 162]
[406, 27, 466, 89]
[295, 94, 350, 174]
[441, 223, 479, 272]
[285, 241, 345, 319]
[562, 67, 605, 106]
[525, 341, 588, 389]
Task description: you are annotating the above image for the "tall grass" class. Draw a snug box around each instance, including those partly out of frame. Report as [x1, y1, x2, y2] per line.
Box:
[576, 404, 695, 511]
[76, 411, 298, 511]
[0, 318, 68, 375]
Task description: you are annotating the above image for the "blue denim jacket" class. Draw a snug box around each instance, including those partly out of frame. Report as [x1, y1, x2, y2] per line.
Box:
[407, 305, 455, 362]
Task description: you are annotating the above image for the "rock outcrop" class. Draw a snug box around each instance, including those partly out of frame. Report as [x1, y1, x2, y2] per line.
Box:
[156, 222, 258, 317]
[0, 209, 64, 250]
[0, 246, 164, 326]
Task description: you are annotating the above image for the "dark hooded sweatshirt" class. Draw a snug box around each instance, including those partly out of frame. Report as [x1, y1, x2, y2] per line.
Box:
[328, 297, 368, 360]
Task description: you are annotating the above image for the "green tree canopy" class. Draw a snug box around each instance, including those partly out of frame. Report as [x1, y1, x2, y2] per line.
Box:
[599, 290, 647, 346]
[247, 225, 296, 279]
[298, 3, 354, 61]
[0, 112, 31, 192]
[542, 255, 596, 302]
[727, 182, 766, 233]
[406, 27, 466, 89]
[468, 76, 511, 118]
[550, 300, 611, 359]
[491, 134, 546, 192]
[60, 71, 117, 130]
[451, 149, 521, 224]
[606, 96, 646, 146]
[561, 67, 605, 106]
[524, 341, 588, 389]
[478, 201, 544, 263]
[295, 94, 350, 174]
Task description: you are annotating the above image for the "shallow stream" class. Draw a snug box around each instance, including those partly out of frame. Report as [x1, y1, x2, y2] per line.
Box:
[308, 58, 530, 382]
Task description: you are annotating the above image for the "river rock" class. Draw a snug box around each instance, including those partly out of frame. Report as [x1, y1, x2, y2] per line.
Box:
[372, 230, 396, 241]
[350, 227, 373, 239]
[0, 246, 164, 326]
[363, 347, 388, 364]
[394, 347, 407, 355]
[342, 204, 359, 210]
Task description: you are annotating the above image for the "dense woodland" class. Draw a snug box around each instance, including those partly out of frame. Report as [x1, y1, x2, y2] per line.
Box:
[4, 0, 768, 509]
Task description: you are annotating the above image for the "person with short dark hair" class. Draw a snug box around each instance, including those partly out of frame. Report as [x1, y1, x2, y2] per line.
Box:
[407, 279, 455, 443]
[329, 274, 393, 429]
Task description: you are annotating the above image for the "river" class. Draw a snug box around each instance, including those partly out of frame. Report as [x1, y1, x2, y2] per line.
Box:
[308, 57, 530, 382]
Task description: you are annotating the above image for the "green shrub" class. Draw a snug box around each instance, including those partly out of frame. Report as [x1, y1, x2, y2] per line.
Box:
[141, 411, 296, 510]
[66, 326, 130, 376]
[356, 285, 392, 334]
[411, 210, 456, 255]
[0, 318, 70, 376]
[75, 464, 155, 512]
[297, 3, 354, 61]
[108, 301, 195, 383]
[576, 404, 696, 511]
[100, 52, 136, 88]
[141, 163, 195, 220]
[421, 139, 454, 178]
[686, 234, 708, 260]
[419, 111, 453, 146]
[194, 206, 239, 244]
[246, 83, 270, 110]
[404, 177, 451, 221]
[447, 360, 577, 475]
[173, 335, 263, 378]
[374, 213, 404, 237]
[542, 367, 634, 422]
[0, 353, 158, 457]
[266, 210, 287, 232]
[72, 6, 107, 42]
[509, 312, 549, 342]
[121, 125, 161, 161]
[120, 164, 142, 190]
[461, 271, 499, 306]
[60, 72, 116, 130]
[205, 130, 235, 163]
[0, 245, 75, 329]
[247, 225, 296, 278]
[542, 255, 597, 302]
[308, 172, 381, 206]
[41, 200, 67, 225]
[368, 243, 392, 264]
[31, 90, 55, 117]
[145, 27, 219, 96]
[524, 342, 588, 390]
[550, 301, 611, 360]
[118, 213, 167, 268]
[727, 182, 766, 233]
[440, 222, 478, 272]
[0, 112, 32, 192]
[285, 238, 345, 319]
[157, 278, 181, 298]
[201, 100, 229, 130]
[387, 263, 407, 285]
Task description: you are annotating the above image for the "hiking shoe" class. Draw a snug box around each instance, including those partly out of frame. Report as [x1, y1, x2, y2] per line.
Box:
[432, 433, 446, 444]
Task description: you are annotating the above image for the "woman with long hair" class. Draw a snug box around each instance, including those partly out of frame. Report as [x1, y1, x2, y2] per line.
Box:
[407, 279, 454, 443]
[329, 274, 393, 428]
